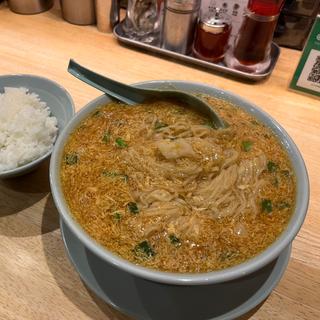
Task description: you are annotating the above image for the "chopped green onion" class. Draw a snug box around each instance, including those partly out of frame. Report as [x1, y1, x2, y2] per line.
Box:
[169, 234, 181, 247]
[250, 120, 259, 125]
[102, 131, 111, 143]
[102, 170, 117, 177]
[93, 110, 102, 117]
[154, 120, 168, 130]
[205, 121, 218, 129]
[135, 240, 155, 258]
[127, 202, 139, 214]
[65, 153, 78, 165]
[115, 137, 128, 148]
[102, 170, 128, 182]
[242, 140, 253, 152]
[281, 170, 291, 177]
[261, 199, 273, 213]
[114, 212, 122, 222]
[220, 250, 237, 261]
[267, 161, 278, 173]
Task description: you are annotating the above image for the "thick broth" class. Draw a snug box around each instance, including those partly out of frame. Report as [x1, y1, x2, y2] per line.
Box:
[61, 97, 295, 273]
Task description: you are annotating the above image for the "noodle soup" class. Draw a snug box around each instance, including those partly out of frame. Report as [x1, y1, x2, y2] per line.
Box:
[60, 97, 295, 273]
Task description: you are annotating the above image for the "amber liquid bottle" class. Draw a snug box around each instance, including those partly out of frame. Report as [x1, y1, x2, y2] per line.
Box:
[225, 0, 285, 73]
[233, 15, 278, 65]
[193, 9, 232, 63]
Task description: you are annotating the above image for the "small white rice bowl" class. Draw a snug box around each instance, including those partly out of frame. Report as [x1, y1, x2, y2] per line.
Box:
[0, 87, 58, 172]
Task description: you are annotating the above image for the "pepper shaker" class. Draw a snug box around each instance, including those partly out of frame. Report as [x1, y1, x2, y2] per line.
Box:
[161, 0, 201, 55]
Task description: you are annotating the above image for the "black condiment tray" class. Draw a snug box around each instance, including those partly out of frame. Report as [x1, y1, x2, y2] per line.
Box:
[113, 22, 281, 82]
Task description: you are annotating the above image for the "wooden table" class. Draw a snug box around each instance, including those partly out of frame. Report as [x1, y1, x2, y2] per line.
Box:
[0, 1, 319, 319]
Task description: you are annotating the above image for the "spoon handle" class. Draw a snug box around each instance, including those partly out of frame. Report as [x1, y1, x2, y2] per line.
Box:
[68, 59, 226, 129]
[68, 59, 147, 105]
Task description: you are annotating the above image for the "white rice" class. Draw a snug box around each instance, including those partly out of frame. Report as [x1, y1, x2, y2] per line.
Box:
[0, 87, 58, 172]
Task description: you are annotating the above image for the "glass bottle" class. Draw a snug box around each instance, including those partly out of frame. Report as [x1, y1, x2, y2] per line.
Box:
[225, 0, 285, 73]
[121, 0, 163, 45]
[193, 8, 232, 63]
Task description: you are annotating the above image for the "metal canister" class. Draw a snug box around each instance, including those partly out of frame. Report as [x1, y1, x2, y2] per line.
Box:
[60, 0, 96, 26]
[161, 0, 201, 55]
[7, 0, 53, 14]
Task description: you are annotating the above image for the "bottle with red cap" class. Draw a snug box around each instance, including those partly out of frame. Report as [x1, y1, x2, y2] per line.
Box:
[225, 0, 285, 74]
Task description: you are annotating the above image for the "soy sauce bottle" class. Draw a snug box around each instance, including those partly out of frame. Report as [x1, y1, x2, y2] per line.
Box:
[193, 8, 232, 63]
[225, 0, 285, 73]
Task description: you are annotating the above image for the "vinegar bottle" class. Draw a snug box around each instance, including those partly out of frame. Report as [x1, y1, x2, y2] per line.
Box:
[225, 0, 285, 73]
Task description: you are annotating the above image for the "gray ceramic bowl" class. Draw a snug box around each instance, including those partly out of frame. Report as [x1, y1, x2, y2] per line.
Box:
[0, 74, 75, 179]
[50, 81, 309, 318]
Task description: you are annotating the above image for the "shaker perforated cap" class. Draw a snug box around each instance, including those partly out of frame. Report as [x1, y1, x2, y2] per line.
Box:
[200, 8, 231, 34]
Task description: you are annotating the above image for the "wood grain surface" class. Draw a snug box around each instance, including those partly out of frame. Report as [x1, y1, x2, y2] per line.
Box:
[0, 1, 319, 319]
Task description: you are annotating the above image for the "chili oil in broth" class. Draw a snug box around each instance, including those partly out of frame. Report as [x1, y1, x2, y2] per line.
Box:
[60, 97, 295, 273]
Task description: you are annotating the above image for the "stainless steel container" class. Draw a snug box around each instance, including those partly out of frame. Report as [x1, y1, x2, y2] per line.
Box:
[60, 0, 96, 25]
[161, 0, 201, 54]
[7, 0, 53, 14]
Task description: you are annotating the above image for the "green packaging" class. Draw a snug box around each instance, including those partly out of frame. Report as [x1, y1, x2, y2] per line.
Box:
[290, 15, 320, 98]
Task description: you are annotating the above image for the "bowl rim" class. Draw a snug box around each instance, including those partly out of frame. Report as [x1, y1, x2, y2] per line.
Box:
[50, 80, 309, 285]
[0, 74, 75, 178]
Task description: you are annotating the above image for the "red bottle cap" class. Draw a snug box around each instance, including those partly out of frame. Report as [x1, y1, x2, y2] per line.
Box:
[248, 0, 285, 16]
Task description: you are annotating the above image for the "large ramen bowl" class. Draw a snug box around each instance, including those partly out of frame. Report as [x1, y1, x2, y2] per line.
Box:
[50, 81, 309, 319]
